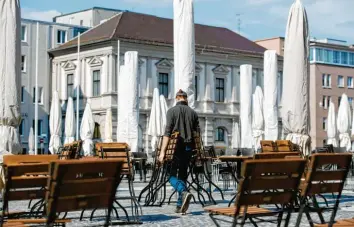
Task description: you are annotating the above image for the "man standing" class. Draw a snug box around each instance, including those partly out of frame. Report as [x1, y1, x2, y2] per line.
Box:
[159, 89, 199, 214]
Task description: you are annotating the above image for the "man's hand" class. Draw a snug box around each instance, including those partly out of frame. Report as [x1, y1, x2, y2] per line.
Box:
[158, 136, 170, 164]
[158, 151, 165, 164]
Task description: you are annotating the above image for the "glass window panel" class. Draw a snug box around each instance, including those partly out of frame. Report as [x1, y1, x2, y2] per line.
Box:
[333, 51, 340, 64]
[341, 52, 348, 64]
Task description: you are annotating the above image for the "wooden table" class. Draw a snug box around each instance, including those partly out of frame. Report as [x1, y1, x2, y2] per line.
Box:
[218, 156, 253, 207]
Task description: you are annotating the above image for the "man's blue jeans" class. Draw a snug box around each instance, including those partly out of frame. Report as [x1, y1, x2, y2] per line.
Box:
[169, 145, 192, 207]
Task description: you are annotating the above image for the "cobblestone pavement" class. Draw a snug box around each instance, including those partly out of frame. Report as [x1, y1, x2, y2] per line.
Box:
[5, 180, 354, 227]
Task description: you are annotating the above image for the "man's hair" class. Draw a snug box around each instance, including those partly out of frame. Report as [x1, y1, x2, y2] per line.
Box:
[175, 89, 187, 98]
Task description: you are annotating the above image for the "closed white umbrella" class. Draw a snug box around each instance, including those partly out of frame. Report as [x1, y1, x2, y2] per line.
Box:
[240, 65, 253, 148]
[160, 95, 168, 130]
[173, 0, 195, 109]
[327, 101, 337, 147]
[64, 97, 75, 144]
[263, 50, 278, 140]
[0, 0, 22, 157]
[28, 127, 35, 155]
[80, 103, 95, 156]
[148, 88, 162, 152]
[252, 86, 264, 151]
[232, 121, 240, 149]
[281, 0, 310, 155]
[49, 91, 62, 154]
[104, 108, 113, 143]
[337, 94, 351, 151]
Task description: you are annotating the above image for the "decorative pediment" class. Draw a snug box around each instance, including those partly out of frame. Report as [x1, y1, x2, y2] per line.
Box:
[88, 56, 103, 67]
[195, 63, 202, 73]
[138, 58, 145, 67]
[212, 65, 230, 75]
[63, 61, 76, 71]
[156, 59, 173, 70]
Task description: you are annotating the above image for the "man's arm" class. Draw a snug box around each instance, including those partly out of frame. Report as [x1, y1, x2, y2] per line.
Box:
[159, 109, 174, 160]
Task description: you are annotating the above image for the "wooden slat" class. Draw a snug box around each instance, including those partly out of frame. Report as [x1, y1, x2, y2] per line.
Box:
[6, 219, 70, 224]
[242, 159, 306, 177]
[309, 170, 348, 181]
[205, 206, 273, 217]
[8, 190, 46, 201]
[10, 176, 48, 189]
[95, 142, 129, 150]
[255, 152, 300, 159]
[49, 178, 115, 197]
[102, 152, 127, 158]
[241, 178, 300, 191]
[237, 192, 293, 206]
[307, 183, 343, 195]
[311, 153, 352, 168]
[4, 155, 59, 165]
[6, 164, 49, 177]
[47, 195, 111, 213]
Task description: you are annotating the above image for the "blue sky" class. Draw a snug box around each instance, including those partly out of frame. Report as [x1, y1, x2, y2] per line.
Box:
[20, 0, 354, 44]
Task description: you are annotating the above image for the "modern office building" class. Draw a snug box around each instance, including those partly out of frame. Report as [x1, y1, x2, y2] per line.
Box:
[19, 18, 88, 153]
[49, 10, 284, 154]
[256, 37, 354, 148]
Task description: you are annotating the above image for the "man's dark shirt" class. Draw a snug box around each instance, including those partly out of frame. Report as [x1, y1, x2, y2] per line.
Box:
[164, 101, 200, 143]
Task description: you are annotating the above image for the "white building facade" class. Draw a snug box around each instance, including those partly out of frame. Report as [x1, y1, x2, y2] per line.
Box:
[50, 12, 283, 153]
[20, 18, 88, 153]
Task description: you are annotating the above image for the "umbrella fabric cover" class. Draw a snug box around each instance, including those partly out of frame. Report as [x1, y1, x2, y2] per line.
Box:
[104, 108, 113, 143]
[28, 127, 35, 155]
[240, 65, 253, 148]
[160, 95, 168, 131]
[232, 121, 240, 149]
[49, 91, 62, 154]
[263, 50, 278, 140]
[147, 88, 162, 152]
[327, 102, 337, 147]
[0, 0, 22, 156]
[337, 94, 351, 151]
[64, 97, 75, 144]
[252, 86, 264, 152]
[173, 0, 195, 109]
[80, 103, 95, 156]
[281, 0, 310, 155]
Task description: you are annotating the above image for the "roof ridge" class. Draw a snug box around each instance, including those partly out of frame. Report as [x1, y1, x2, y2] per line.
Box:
[110, 12, 124, 40]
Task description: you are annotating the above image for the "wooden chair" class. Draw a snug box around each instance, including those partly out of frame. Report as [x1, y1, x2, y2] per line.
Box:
[205, 158, 307, 227]
[275, 140, 294, 152]
[1, 155, 59, 222]
[59, 140, 82, 159]
[260, 140, 276, 152]
[254, 152, 301, 160]
[296, 153, 353, 227]
[5, 159, 124, 227]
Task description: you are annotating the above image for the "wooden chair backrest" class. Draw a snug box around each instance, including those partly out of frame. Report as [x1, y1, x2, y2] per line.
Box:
[301, 153, 352, 197]
[254, 152, 301, 160]
[193, 131, 206, 160]
[164, 132, 180, 162]
[95, 142, 131, 176]
[3, 155, 59, 165]
[275, 140, 293, 152]
[236, 159, 306, 210]
[45, 160, 123, 225]
[61, 140, 82, 159]
[260, 140, 276, 152]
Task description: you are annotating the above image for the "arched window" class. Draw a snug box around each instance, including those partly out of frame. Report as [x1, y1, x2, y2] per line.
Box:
[215, 127, 225, 142]
[93, 123, 101, 139]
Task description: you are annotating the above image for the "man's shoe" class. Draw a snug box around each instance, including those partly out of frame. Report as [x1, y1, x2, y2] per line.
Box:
[175, 206, 182, 213]
[181, 191, 193, 214]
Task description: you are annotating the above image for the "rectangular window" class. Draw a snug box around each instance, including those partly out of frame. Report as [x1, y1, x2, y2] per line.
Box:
[21, 25, 26, 41]
[195, 76, 198, 100]
[349, 53, 354, 66]
[215, 78, 225, 102]
[323, 117, 327, 131]
[338, 96, 342, 107]
[21, 55, 26, 72]
[19, 120, 24, 136]
[316, 48, 323, 61]
[341, 52, 348, 64]
[323, 139, 327, 146]
[348, 97, 353, 107]
[333, 51, 340, 64]
[92, 70, 101, 97]
[33, 87, 43, 104]
[338, 75, 344, 87]
[57, 30, 67, 44]
[309, 47, 314, 61]
[67, 74, 74, 97]
[80, 20, 84, 26]
[32, 120, 43, 136]
[348, 76, 353, 88]
[322, 74, 331, 88]
[158, 73, 169, 98]
[323, 49, 330, 63]
[21, 86, 25, 103]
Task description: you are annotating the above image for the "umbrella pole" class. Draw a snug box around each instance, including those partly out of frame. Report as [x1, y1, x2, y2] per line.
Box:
[34, 22, 39, 155]
[116, 40, 120, 142]
[76, 33, 81, 141]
